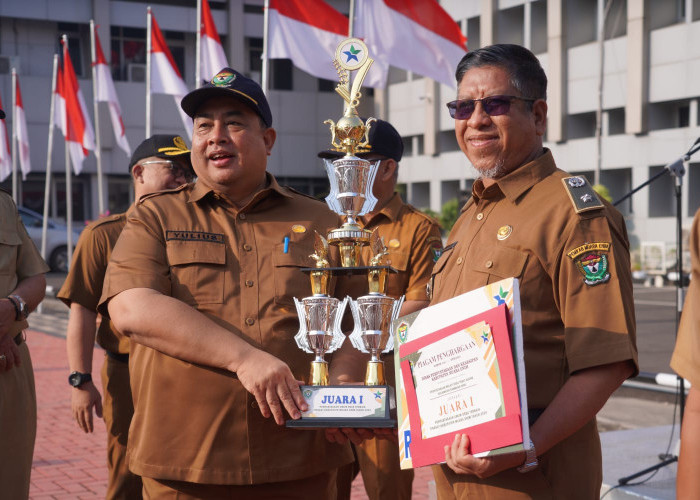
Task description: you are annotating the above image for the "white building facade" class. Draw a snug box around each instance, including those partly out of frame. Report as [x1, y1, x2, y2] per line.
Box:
[1, 0, 699, 259]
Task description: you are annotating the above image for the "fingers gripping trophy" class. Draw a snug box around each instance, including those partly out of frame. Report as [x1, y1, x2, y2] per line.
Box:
[288, 38, 402, 428]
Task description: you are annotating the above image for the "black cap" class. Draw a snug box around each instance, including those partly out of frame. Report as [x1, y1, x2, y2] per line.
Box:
[0, 109, 5, 119]
[317, 119, 404, 162]
[181, 68, 273, 127]
[128, 134, 192, 173]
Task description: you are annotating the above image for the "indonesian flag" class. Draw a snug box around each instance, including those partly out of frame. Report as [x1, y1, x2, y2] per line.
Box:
[355, 0, 467, 88]
[61, 40, 96, 175]
[150, 12, 192, 137]
[14, 75, 31, 179]
[268, 0, 386, 87]
[93, 25, 131, 155]
[0, 92, 10, 182]
[54, 64, 66, 136]
[199, 0, 228, 82]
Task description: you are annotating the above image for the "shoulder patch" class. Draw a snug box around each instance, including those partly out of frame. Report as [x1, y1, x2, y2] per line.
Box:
[138, 184, 189, 204]
[562, 176, 604, 214]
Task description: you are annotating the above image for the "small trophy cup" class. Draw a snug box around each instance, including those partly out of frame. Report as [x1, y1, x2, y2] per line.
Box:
[293, 232, 347, 386]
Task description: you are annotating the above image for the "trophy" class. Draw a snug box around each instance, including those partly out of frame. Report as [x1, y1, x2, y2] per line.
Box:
[287, 38, 400, 428]
[293, 232, 348, 386]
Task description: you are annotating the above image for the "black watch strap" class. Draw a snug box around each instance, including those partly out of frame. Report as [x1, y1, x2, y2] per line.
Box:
[68, 371, 92, 388]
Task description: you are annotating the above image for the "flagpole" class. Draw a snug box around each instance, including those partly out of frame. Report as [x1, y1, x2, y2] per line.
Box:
[195, 0, 202, 88]
[62, 35, 74, 270]
[11, 68, 18, 203]
[90, 20, 105, 216]
[261, 0, 270, 95]
[349, 0, 355, 37]
[41, 54, 58, 265]
[146, 6, 152, 138]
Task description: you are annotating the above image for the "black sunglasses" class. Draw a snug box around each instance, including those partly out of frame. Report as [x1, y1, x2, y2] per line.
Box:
[446, 95, 536, 120]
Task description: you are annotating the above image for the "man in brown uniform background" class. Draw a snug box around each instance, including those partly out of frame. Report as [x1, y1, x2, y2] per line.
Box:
[99, 68, 364, 499]
[429, 44, 638, 498]
[670, 208, 700, 497]
[58, 134, 192, 499]
[320, 119, 443, 500]
[0, 106, 50, 500]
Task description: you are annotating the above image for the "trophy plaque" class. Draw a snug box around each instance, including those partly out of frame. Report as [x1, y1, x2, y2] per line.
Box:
[287, 38, 402, 429]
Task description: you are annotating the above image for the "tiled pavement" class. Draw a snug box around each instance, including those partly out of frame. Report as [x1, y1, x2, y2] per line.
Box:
[26, 324, 435, 499]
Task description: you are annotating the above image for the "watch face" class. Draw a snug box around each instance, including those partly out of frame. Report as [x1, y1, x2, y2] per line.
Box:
[68, 372, 84, 387]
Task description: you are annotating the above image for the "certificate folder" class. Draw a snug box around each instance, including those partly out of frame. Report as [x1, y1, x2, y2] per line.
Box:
[392, 278, 528, 469]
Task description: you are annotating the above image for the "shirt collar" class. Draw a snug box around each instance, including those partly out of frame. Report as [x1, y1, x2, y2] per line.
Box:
[187, 172, 292, 205]
[362, 192, 403, 225]
[468, 148, 555, 207]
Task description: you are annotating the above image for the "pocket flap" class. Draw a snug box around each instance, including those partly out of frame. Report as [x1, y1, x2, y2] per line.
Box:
[0, 230, 22, 246]
[468, 245, 528, 279]
[387, 251, 409, 272]
[166, 240, 226, 266]
[273, 243, 314, 268]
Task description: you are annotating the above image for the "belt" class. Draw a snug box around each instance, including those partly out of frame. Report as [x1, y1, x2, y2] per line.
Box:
[13, 332, 24, 346]
[106, 350, 129, 363]
[528, 408, 545, 425]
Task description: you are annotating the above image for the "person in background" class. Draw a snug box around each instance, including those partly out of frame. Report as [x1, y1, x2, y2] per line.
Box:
[0, 106, 50, 499]
[320, 118, 442, 500]
[429, 44, 637, 498]
[670, 208, 700, 498]
[58, 134, 192, 499]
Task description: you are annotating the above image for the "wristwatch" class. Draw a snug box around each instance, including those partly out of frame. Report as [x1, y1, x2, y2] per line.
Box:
[517, 439, 538, 473]
[8, 294, 28, 320]
[68, 371, 92, 388]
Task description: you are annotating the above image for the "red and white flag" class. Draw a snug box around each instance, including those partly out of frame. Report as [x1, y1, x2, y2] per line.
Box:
[60, 40, 96, 175]
[14, 74, 31, 179]
[355, 0, 467, 88]
[93, 25, 131, 155]
[268, 0, 385, 87]
[0, 92, 11, 182]
[199, 0, 228, 82]
[150, 11, 192, 137]
[54, 64, 67, 136]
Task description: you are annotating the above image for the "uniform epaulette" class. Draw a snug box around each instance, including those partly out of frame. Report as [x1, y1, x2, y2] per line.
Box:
[137, 184, 189, 204]
[284, 186, 325, 202]
[91, 212, 125, 228]
[562, 176, 604, 214]
[405, 204, 441, 226]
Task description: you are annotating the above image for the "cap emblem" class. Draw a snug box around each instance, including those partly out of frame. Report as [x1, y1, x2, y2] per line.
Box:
[211, 70, 236, 87]
[157, 136, 190, 156]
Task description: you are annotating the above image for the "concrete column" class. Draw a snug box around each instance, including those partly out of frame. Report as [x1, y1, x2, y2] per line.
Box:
[689, 99, 698, 129]
[480, 0, 495, 46]
[626, 0, 648, 135]
[524, 0, 532, 50]
[430, 180, 442, 213]
[92, 0, 110, 58]
[228, 0, 246, 70]
[373, 87, 388, 120]
[546, 0, 566, 143]
[424, 79, 438, 156]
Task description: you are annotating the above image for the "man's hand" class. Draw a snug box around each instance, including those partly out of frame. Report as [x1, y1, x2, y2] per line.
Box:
[71, 381, 103, 433]
[0, 299, 16, 338]
[0, 334, 21, 372]
[236, 348, 308, 425]
[445, 433, 526, 478]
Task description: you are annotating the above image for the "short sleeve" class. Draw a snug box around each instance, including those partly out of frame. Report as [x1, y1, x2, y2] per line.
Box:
[404, 220, 443, 301]
[556, 211, 638, 375]
[98, 204, 172, 318]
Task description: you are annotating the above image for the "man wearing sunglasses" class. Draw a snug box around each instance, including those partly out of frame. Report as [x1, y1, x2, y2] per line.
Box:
[430, 44, 637, 498]
[320, 119, 443, 500]
[58, 134, 192, 499]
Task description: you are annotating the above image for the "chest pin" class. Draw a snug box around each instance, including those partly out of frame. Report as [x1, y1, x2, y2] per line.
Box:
[497, 225, 513, 241]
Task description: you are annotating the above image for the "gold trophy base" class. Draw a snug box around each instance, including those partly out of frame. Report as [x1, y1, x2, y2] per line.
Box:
[328, 224, 371, 267]
[365, 360, 385, 386]
[310, 360, 330, 386]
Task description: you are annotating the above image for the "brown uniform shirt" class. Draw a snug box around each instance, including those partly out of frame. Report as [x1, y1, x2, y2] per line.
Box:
[99, 174, 353, 485]
[57, 212, 128, 354]
[671, 209, 700, 387]
[359, 192, 442, 301]
[430, 151, 637, 496]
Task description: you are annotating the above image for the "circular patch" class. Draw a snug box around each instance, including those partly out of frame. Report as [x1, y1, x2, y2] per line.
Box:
[292, 225, 306, 233]
[335, 38, 370, 71]
[496, 225, 512, 241]
[211, 70, 236, 87]
[389, 239, 400, 248]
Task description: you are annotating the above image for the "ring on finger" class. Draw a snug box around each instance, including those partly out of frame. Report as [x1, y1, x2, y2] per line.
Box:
[0, 354, 6, 361]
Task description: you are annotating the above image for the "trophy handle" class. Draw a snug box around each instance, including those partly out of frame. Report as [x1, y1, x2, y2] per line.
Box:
[348, 298, 369, 353]
[323, 159, 344, 215]
[382, 295, 405, 354]
[329, 296, 348, 352]
[293, 298, 313, 354]
[357, 159, 381, 216]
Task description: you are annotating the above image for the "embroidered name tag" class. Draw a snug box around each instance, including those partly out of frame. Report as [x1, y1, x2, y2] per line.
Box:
[166, 230, 225, 243]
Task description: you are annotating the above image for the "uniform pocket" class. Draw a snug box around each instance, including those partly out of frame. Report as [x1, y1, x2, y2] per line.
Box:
[0, 229, 21, 280]
[427, 244, 455, 300]
[386, 250, 408, 298]
[166, 240, 226, 305]
[468, 245, 528, 283]
[273, 243, 314, 305]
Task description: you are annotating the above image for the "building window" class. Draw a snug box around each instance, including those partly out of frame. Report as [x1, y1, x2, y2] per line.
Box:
[246, 37, 263, 83]
[271, 59, 293, 90]
[58, 23, 86, 77]
[111, 26, 185, 82]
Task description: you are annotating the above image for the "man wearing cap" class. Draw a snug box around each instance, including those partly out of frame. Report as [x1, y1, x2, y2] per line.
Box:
[0, 101, 51, 500]
[58, 135, 192, 499]
[98, 68, 364, 498]
[320, 119, 442, 500]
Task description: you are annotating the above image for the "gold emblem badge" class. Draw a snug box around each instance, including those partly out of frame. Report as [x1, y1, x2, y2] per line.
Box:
[389, 239, 400, 248]
[497, 225, 512, 241]
[292, 225, 306, 233]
